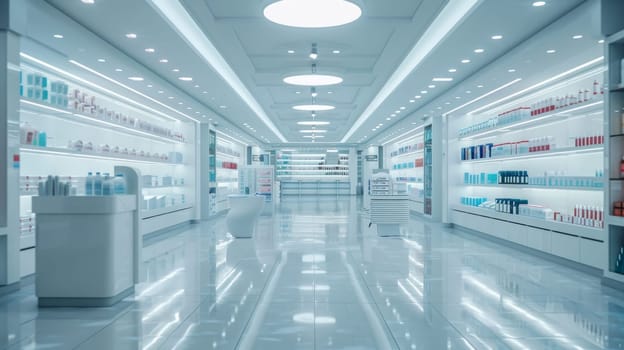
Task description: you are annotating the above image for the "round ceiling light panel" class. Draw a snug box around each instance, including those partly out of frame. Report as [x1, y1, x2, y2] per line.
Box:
[293, 104, 335, 111]
[284, 74, 343, 86]
[264, 0, 362, 28]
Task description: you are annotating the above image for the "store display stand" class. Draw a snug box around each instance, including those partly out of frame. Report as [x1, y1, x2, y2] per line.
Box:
[604, 27, 624, 287]
[32, 195, 136, 307]
[370, 195, 409, 236]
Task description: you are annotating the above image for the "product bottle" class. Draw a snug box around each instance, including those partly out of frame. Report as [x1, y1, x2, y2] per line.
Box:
[85, 172, 93, 195]
[620, 157, 624, 179]
[94, 172, 103, 195]
[114, 174, 127, 194]
[102, 173, 112, 195]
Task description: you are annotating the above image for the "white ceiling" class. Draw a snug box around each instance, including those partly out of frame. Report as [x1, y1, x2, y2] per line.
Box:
[41, 0, 587, 145]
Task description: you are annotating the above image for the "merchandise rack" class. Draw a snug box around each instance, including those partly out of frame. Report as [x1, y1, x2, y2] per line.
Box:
[604, 27, 624, 284]
[448, 60, 606, 269]
[383, 130, 425, 213]
[18, 54, 197, 266]
[277, 151, 351, 195]
[215, 137, 244, 213]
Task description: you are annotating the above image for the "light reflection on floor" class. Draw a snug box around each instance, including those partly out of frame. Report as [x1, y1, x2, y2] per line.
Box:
[1, 196, 623, 349]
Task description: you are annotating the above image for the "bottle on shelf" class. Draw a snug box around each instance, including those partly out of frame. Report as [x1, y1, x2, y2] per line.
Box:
[94, 172, 103, 196]
[85, 172, 93, 195]
[102, 173, 113, 195]
[620, 157, 624, 179]
[113, 174, 126, 194]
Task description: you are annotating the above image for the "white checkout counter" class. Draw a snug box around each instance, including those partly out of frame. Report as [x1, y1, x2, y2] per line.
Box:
[32, 195, 136, 307]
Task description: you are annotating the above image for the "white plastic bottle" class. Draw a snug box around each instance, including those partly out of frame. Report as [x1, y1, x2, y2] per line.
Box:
[113, 174, 126, 195]
[94, 172, 103, 195]
[85, 172, 93, 195]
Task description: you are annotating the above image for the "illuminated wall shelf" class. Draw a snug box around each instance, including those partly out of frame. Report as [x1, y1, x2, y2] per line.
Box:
[448, 56, 605, 269]
[384, 130, 425, 214]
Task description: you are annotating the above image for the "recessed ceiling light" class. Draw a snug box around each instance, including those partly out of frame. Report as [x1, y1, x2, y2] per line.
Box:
[445, 102, 451, 105]
[288, 50, 295, 54]
[432, 78, 453, 82]
[332, 50, 341, 54]
[437, 107, 442, 110]
[178, 102, 183, 105]
[508, 68, 516, 72]
[428, 85, 436, 88]
[159, 59, 169, 63]
[284, 74, 343, 86]
[477, 84, 484, 88]
[421, 90, 428, 94]
[465, 90, 472, 94]
[293, 104, 335, 111]
[474, 48, 484, 53]
[128, 76, 144, 81]
[372, 129, 376, 131]
[386, 118, 391, 121]
[391, 114, 396, 117]
[295, 91, 301, 94]
[168, 96, 174, 99]
[455, 96, 461, 99]
[186, 107, 192, 110]
[178, 77, 193, 81]
[81, 0, 95, 4]
[327, 91, 333, 94]
[194, 84, 200, 88]
[115, 68, 123, 72]
[202, 91, 208, 94]
[97, 58, 106, 62]
[263, 0, 362, 28]
[491, 35, 503, 40]
[400, 106, 406, 110]
[532, 1, 546, 6]
[461, 59, 471, 63]
[297, 121, 330, 125]
[572, 34, 583, 39]
[448, 68, 457, 73]
[195, 111, 200, 114]
[158, 90, 164, 94]
[219, 105, 227, 109]
[147, 84, 153, 88]
[53, 34, 63, 39]
[125, 33, 137, 39]
[303, 135, 324, 138]
[598, 39, 605, 43]
[409, 99, 415, 103]
[300, 129, 328, 133]
[395, 110, 400, 113]
[546, 49, 556, 54]
[415, 95, 422, 99]
[172, 68, 180, 72]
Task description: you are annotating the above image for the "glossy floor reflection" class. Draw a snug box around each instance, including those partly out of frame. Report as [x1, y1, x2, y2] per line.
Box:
[2, 196, 624, 349]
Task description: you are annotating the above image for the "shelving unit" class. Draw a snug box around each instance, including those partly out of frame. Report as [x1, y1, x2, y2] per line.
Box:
[383, 130, 425, 213]
[276, 150, 351, 195]
[215, 138, 244, 213]
[424, 125, 433, 216]
[604, 28, 624, 284]
[448, 60, 606, 269]
[18, 55, 196, 272]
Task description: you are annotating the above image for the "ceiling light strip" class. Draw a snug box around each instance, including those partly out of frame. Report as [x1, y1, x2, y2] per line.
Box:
[69, 60, 201, 123]
[381, 125, 426, 145]
[443, 78, 522, 117]
[148, 0, 287, 142]
[468, 56, 604, 115]
[340, 0, 479, 142]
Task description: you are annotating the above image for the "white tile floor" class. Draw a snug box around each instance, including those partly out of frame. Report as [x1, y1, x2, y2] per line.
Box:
[2, 196, 624, 349]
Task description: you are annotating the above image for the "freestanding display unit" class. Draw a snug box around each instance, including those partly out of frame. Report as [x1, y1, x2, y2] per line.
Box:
[33, 195, 136, 307]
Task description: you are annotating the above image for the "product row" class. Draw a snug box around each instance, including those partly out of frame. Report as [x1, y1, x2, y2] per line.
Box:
[20, 71, 69, 107]
[20, 70, 186, 142]
[217, 160, 238, 170]
[142, 175, 185, 188]
[390, 142, 424, 157]
[20, 214, 35, 236]
[457, 80, 604, 137]
[142, 194, 186, 210]
[216, 144, 242, 158]
[463, 170, 604, 188]
[460, 197, 604, 228]
[392, 158, 423, 169]
[460, 134, 604, 160]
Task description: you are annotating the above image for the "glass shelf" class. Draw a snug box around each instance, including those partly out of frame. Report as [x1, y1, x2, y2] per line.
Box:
[20, 145, 183, 165]
[461, 145, 602, 164]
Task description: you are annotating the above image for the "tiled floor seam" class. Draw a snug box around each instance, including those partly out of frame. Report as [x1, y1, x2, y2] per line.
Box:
[346, 250, 401, 349]
[233, 252, 284, 350]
